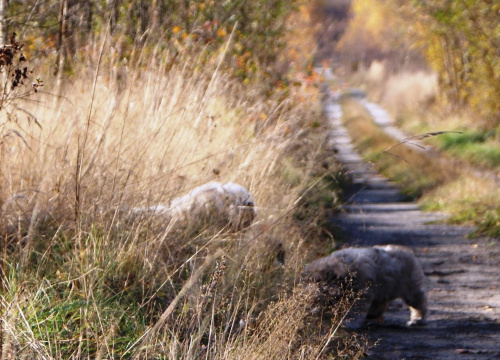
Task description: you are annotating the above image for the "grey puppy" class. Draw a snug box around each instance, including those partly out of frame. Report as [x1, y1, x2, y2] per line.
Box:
[303, 245, 428, 328]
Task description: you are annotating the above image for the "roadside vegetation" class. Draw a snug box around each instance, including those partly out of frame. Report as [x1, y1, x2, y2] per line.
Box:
[312, 0, 499, 238]
[0, 1, 370, 359]
[341, 99, 499, 238]
[357, 63, 500, 175]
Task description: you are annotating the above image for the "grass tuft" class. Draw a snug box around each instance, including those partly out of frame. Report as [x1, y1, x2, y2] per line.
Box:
[436, 131, 500, 169]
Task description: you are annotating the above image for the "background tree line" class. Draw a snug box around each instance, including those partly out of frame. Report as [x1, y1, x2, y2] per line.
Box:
[408, 0, 499, 127]
[312, 0, 499, 127]
[2, 0, 497, 125]
[0, 0, 298, 85]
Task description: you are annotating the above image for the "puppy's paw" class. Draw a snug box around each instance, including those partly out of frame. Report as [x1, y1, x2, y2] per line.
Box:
[406, 318, 426, 327]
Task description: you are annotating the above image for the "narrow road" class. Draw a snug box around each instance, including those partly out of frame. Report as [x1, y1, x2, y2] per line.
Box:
[323, 90, 500, 360]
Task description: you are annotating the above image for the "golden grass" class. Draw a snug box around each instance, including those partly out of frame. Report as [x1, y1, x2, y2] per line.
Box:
[351, 62, 438, 116]
[0, 45, 362, 358]
[381, 71, 438, 115]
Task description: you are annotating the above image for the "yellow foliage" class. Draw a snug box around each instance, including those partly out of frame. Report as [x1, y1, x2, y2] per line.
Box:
[338, 0, 402, 54]
[352, 0, 385, 39]
[402, 1, 500, 124]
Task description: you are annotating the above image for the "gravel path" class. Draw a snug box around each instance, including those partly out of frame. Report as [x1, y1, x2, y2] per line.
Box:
[323, 91, 500, 360]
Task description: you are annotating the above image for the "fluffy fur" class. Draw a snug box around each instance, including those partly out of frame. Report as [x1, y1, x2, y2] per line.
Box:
[133, 181, 256, 231]
[303, 245, 427, 328]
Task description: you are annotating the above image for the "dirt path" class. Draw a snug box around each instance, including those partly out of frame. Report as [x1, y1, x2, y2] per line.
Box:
[323, 91, 500, 360]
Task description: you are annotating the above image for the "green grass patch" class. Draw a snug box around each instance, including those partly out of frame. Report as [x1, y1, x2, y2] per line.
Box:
[421, 181, 500, 239]
[436, 131, 500, 169]
[439, 131, 493, 147]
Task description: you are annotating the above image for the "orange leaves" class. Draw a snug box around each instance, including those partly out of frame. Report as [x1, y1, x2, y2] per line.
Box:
[216, 28, 227, 38]
[236, 51, 251, 68]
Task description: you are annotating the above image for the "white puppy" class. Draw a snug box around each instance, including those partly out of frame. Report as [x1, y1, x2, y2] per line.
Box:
[303, 245, 427, 328]
[133, 182, 256, 231]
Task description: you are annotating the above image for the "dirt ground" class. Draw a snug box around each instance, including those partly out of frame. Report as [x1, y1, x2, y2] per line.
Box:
[324, 92, 500, 360]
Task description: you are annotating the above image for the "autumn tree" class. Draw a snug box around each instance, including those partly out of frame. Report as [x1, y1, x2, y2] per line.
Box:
[404, 0, 500, 126]
[313, 0, 498, 126]
[3, 0, 298, 86]
[333, 0, 427, 72]
[311, 0, 351, 64]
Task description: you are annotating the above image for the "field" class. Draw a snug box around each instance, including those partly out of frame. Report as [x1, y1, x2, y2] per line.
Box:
[0, 29, 367, 358]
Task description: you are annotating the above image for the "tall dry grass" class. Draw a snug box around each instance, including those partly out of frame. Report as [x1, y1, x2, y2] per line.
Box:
[0, 40, 360, 358]
[363, 61, 438, 117]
